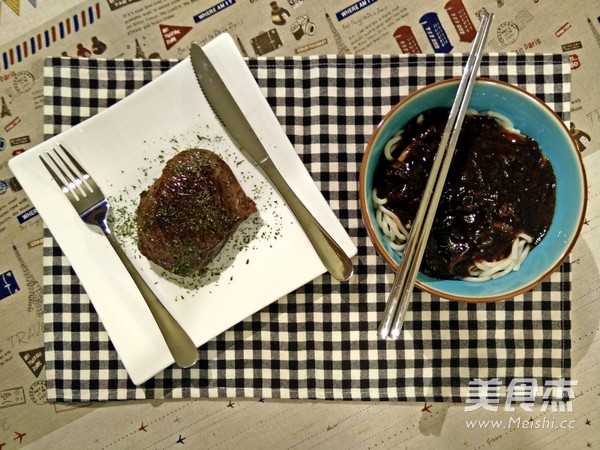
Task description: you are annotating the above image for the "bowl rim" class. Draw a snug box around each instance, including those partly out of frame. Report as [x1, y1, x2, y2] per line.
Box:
[359, 77, 588, 303]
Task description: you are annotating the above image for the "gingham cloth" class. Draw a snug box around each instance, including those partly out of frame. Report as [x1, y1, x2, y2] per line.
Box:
[42, 54, 572, 402]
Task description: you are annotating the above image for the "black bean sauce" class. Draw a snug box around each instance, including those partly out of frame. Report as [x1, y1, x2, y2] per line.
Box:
[373, 108, 556, 279]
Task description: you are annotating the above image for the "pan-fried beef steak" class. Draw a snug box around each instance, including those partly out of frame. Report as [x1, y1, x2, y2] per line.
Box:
[136, 148, 257, 276]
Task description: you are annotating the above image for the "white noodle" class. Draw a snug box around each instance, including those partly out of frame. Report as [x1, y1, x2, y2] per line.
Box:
[484, 110, 520, 134]
[383, 130, 404, 161]
[372, 189, 409, 252]
[463, 233, 532, 282]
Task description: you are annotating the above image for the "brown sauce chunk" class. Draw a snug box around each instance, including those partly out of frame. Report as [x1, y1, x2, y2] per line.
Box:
[373, 108, 556, 279]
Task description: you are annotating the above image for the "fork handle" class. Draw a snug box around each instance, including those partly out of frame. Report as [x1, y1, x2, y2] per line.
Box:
[105, 232, 199, 368]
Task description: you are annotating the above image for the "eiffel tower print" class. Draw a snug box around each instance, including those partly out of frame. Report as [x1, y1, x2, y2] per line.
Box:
[13, 244, 44, 317]
[588, 17, 600, 50]
[325, 12, 351, 54]
[236, 35, 248, 57]
[135, 38, 146, 58]
[1, 96, 11, 118]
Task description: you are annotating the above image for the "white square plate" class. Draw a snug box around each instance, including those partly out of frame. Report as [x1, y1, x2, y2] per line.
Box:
[9, 34, 357, 385]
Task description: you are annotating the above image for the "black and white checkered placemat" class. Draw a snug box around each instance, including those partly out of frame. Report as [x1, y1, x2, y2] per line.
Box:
[42, 53, 572, 402]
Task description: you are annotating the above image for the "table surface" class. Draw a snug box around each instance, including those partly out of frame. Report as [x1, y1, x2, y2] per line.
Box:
[1, 1, 599, 449]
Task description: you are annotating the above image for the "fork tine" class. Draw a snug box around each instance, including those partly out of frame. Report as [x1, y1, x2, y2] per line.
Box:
[39, 153, 68, 193]
[57, 143, 93, 189]
[54, 144, 94, 195]
[45, 149, 88, 200]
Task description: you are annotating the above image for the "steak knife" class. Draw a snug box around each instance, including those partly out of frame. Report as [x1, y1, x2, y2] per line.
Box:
[190, 42, 353, 281]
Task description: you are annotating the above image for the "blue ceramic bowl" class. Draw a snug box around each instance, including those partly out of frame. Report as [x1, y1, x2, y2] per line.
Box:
[359, 78, 587, 302]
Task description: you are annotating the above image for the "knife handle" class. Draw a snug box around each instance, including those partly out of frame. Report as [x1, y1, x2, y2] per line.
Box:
[260, 159, 354, 281]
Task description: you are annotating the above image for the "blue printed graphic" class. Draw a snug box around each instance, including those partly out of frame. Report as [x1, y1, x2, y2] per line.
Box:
[18, 207, 38, 224]
[2, 3, 101, 70]
[420, 12, 454, 53]
[336, 0, 379, 21]
[0, 271, 20, 300]
[193, 0, 236, 24]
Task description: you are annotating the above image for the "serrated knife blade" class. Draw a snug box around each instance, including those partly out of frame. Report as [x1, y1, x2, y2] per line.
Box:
[190, 41, 353, 281]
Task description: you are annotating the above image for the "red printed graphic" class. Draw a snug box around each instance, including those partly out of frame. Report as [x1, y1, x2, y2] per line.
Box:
[160, 24, 193, 50]
[13, 431, 27, 444]
[569, 54, 581, 70]
[445, 0, 476, 42]
[5, 117, 21, 132]
[555, 22, 571, 37]
[394, 26, 422, 53]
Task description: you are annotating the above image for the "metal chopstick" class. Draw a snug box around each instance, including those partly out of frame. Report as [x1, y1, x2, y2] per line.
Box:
[378, 12, 494, 340]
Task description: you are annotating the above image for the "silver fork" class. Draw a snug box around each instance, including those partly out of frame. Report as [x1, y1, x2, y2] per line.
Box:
[40, 143, 199, 368]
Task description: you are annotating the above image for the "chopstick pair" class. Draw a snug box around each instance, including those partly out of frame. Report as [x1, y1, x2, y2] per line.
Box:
[378, 13, 495, 340]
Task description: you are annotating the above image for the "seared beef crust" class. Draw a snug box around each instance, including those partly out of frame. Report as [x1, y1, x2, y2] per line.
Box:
[137, 149, 257, 276]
